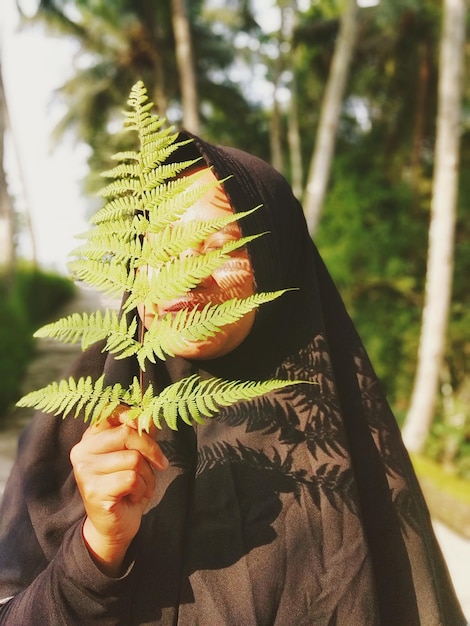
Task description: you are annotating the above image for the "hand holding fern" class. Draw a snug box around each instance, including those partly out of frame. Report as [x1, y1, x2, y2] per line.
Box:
[70, 406, 169, 577]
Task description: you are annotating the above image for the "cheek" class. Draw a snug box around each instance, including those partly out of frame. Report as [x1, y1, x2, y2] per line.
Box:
[137, 301, 156, 330]
[213, 258, 254, 297]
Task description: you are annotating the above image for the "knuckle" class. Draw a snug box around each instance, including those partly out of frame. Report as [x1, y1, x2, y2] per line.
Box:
[79, 480, 99, 503]
[126, 449, 142, 470]
[119, 424, 135, 445]
[123, 469, 140, 490]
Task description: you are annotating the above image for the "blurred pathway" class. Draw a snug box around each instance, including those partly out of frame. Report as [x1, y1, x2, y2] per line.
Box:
[0, 284, 117, 494]
[0, 285, 469, 621]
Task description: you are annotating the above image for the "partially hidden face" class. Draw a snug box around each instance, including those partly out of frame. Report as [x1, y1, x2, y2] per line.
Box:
[137, 166, 256, 359]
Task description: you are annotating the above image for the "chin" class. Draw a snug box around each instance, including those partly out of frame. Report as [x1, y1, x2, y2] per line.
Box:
[175, 317, 255, 360]
[176, 341, 227, 360]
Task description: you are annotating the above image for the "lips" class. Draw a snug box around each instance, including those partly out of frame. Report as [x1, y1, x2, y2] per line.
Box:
[161, 296, 213, 314]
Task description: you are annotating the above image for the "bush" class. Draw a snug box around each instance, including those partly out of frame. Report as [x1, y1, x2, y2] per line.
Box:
[0, 265, 75, 420]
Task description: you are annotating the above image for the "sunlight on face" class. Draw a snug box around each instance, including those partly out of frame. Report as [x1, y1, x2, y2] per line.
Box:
[137, 167, 256, 359]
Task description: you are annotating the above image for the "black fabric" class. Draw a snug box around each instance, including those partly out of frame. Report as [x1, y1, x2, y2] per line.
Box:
[0, 139, 465, 625]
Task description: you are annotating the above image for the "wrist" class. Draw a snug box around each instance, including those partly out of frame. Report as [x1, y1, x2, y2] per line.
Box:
[82, 517, 130, 577]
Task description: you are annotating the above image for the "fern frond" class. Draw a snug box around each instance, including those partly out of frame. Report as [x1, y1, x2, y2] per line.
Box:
[169, 290, 289, 340]
[16, 375, 124, 424]
[126, 375, 308, 431]
[110, 150, 139, 162]
[137, 291, 290, 365]
[33, 311, 107, 348]
[149, 232, 262, 296]
[68, 258, 133, 296]
[91, 196, 143, 225]
[98, 177, 142, 199]
[33, 309, 140, 354]
[71, 234, 142, 266]
[103, 315, 141, 359]
[17, 373, 312, 433]
[139, 127, 180, 156]
[139, 207, 259, 267]
[126, 80, 150, 108]
[145, 161, 215, 194]
[141, 168, 201, 209]
[77, 216, 146, 243]
[124, 106, 164, 133]
[18, 80, 308, 435]
[100, 162, 142, 179]
[124, 233, 263, 312]
[141, 170, 220, 228]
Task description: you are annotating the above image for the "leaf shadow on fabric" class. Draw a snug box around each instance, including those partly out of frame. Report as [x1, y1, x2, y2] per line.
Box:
[127, 448, 300, 622]
[128, 418, 367, 626]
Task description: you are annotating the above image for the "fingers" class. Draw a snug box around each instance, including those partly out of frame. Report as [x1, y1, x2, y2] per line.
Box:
[84, 415, 169, 472]
[84, 448, 157, 499]
[89, 467, 155, 506]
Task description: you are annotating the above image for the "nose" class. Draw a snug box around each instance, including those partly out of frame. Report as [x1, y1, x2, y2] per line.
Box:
[180, 247, 199, 260]
[179, 247, 216, 290]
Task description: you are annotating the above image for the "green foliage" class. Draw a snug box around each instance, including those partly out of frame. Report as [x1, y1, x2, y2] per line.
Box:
[35, 291, 288, 369]
[18, 374, 305, 433]
[316, 151, 425, 406]
[424, 377, 470, 481]
[0, 266, 75, 418]
[11, 266, 76, 328]
[0, 279, 31, 417]
[18, 81, 305, 432]
[297, 1, 470, 472]
[426, 418, 470, 481]
[29, 0, 270, 198]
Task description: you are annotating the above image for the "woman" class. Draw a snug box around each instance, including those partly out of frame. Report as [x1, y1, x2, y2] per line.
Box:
[0, 134, 465, 625]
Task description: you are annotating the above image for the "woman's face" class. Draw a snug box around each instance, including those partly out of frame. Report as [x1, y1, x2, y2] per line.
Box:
[137, 167, 256, 359]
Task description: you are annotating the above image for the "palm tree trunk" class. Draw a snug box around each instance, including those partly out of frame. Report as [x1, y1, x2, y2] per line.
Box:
[171, 0, 200, 134]
[302, 0, 359, 237]
[402, 0, 466, 453]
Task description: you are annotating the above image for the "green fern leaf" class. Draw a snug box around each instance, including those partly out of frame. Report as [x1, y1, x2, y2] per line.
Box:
[98, 177, 142, 199]
[137, 290, 290, 364]
[143, 171, 223, 225]
[16, 80, 311, 434]
[33, 310, 140, 356]
[74, 218, 137, 243]
[16, 375, 121, 423]
[34, 311, 104, 349]
[104, 314, 140, 359]
[68, 258, 134, 296]
[71, 234, 142, 265]
[126, 232, 264, 313]
[140, 207, 259, 267]
[110, 150, 139, 162]
[100, 162, 141, 180]
[141, 375, 308, 430]
[17, 374, 311, 433]
[91, 196, 143, 225]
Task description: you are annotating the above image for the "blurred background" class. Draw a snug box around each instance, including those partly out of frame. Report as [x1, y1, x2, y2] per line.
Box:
[0, 0, 469, 551]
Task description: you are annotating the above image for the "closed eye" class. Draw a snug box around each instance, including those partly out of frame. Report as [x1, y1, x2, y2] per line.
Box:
[203, 236, 239, 254]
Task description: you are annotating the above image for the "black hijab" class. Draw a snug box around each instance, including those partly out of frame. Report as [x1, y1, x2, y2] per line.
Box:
[0, 137, 465, 625]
